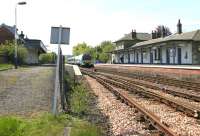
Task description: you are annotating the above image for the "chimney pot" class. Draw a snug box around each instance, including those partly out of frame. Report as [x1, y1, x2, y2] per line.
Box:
[132, 29, 136, 39]
[177, 19, 182, 34]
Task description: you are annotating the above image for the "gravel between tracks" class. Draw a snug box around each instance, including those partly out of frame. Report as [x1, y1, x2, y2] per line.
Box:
[114, 88, 200, 136]
[85, 75, 150, 136]
[0, 66, 55, 116]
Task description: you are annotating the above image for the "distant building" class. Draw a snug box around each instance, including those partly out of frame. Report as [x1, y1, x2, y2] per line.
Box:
[112, 30, 151, 63]
[112, 20, 200, 65]
[0, 24, 15, 44]
[24, 39, 47, 64]
[0, 23, 47, 64]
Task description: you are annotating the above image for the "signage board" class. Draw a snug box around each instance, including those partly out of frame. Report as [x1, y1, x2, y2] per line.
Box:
[50, 26, 70, 45]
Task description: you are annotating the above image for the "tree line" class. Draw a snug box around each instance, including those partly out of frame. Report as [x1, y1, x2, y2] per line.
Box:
[73, 41, 114, 63]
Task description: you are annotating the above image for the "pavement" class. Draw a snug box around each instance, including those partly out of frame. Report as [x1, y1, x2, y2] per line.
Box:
[0, 66, 55, 116]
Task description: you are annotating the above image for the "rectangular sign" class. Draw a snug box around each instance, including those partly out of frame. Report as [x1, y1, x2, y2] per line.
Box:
[50, 26, 70, 45]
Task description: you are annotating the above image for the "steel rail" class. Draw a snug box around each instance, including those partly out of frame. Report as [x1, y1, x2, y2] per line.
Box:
[98, 72, 200, 102]
[95, 68, 200, 92]
[84, 70, 177, 136]
[81, 69, 200, 119]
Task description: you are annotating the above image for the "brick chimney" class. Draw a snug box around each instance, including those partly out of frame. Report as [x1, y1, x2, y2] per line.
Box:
[19, 31, 24, 39]
[177, 19, 182, 34]
[161, 26, 165, 38]
[152, 30, 158, 39]
[132, 29, 136, 39]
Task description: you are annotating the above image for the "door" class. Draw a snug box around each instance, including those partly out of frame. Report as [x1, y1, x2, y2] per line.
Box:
[136, 53, 139, 63]
[150, 52, 153, 64]
[178, 48, 181, 64]
[166, 49, 170, 64]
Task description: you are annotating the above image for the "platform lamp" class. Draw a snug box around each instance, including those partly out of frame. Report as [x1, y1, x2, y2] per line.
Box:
[14, 1, 27, 69]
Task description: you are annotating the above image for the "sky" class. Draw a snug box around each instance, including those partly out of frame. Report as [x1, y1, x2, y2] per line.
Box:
[0, 0, 200, 55]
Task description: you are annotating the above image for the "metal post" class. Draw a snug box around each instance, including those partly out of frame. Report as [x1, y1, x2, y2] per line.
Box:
[14, 5, 18, 69]
[53, 26, 62, 115]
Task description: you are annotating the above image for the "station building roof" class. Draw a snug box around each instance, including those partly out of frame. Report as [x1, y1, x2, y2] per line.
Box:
[131, 30, 200, 48]
[114, 32, 151, 43]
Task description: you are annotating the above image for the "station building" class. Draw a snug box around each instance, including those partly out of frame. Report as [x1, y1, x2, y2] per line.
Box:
[112, 20, 200, 65]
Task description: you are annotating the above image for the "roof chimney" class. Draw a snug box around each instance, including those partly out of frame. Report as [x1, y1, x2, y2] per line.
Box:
[19, 31, 24, 39]
[161, 26, 165, 38]
[152, 30, 156, 39]
[177, 19, 182, 34]
[132, 29, 136, 39]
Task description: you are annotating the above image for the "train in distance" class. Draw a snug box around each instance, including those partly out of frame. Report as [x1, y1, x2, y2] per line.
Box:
[67, 53, 94, 68]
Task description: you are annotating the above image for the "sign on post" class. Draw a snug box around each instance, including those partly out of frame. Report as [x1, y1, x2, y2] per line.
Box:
[50, 26, 70, 45]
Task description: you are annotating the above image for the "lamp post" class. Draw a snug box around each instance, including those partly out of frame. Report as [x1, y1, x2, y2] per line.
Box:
[14, 1, 26, 69]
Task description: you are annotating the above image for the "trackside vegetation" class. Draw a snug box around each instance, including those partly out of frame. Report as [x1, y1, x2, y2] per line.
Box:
[0, 113, 100, 136]
[0, 75, 102, 136]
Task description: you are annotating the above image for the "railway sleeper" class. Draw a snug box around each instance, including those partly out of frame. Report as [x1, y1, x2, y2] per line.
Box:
[102, 76, 200, 119]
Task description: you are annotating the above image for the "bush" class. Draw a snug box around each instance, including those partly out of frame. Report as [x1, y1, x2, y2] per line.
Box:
[0, 41, 28, 64]
[39, 53, 56, 64]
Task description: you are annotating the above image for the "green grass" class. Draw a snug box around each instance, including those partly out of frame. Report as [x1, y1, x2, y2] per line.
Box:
[69, 85, 89, 114]
[0, 113, 101, 136]
[0, 63, 13, 70]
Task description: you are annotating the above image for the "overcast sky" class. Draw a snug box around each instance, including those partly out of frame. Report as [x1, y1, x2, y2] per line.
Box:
[1, 0, 200, 55]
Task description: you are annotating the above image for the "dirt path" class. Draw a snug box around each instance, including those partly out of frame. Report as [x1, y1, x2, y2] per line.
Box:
[0, 66, 55, 116]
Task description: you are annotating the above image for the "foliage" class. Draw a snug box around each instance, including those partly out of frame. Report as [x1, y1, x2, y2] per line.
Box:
[72, 42, 92, 56]
[0, 113, 101, 136]
[154, 25, 172, 37]
[39, 53, 56, 64]
[0, 116, 27, 136]
[0, 41, 28, 64]
[97, 41, 114, 63]
[72, 41, 114, 63]
[0, 64, 13, 70]
[69, 85, 89, 114]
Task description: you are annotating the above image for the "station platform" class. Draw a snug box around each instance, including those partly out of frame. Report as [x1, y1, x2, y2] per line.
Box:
[95, 64, 200, 70]
[95, 64, 200, 82]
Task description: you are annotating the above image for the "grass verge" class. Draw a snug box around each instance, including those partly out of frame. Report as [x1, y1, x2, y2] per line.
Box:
[0, 73, 102, 136]
[0, 113, 101, 136]
[0, 63, 13, 70]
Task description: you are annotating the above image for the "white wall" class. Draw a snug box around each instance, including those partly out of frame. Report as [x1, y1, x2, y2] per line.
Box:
[124, 53, 129, 63]
[143, 49, 150, 63]
[180, 43, 192, 64]
[25, 48, 39, 64]
[130, 51, 135, 63]
[161, 47, 166, 63]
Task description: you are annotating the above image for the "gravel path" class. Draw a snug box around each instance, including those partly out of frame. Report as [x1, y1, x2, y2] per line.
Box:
[85, 75, 149, 136]
[0, 66, 55, 116]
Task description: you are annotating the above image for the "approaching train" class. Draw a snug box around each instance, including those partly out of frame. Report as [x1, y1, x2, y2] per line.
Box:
[67, 53, 94, 67]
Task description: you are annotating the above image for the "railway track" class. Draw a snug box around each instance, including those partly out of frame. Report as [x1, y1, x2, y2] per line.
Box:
[97, 72, 200, 102]
[95, 68, 200, 92]
[81, 68, 200, 119]
[83, 70, 177, 136]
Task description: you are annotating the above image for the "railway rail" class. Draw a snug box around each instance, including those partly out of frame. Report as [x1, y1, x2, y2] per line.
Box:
[97, 72, 200, 102]
[81, 68, 200, 119]
[95, 68, 200, 92]
[83, 69, 177, 136]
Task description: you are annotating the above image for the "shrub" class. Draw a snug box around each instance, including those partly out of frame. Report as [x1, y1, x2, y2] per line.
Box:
[39, 53, 56, 64]
[0, 41, 28, 64]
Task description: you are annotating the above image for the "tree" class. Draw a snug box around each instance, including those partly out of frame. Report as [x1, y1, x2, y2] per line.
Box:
[97, 41, 114, 63]
[72, 42, 91, 56]
[0, 41, 28, 64]
[154, 25, 172, 38]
